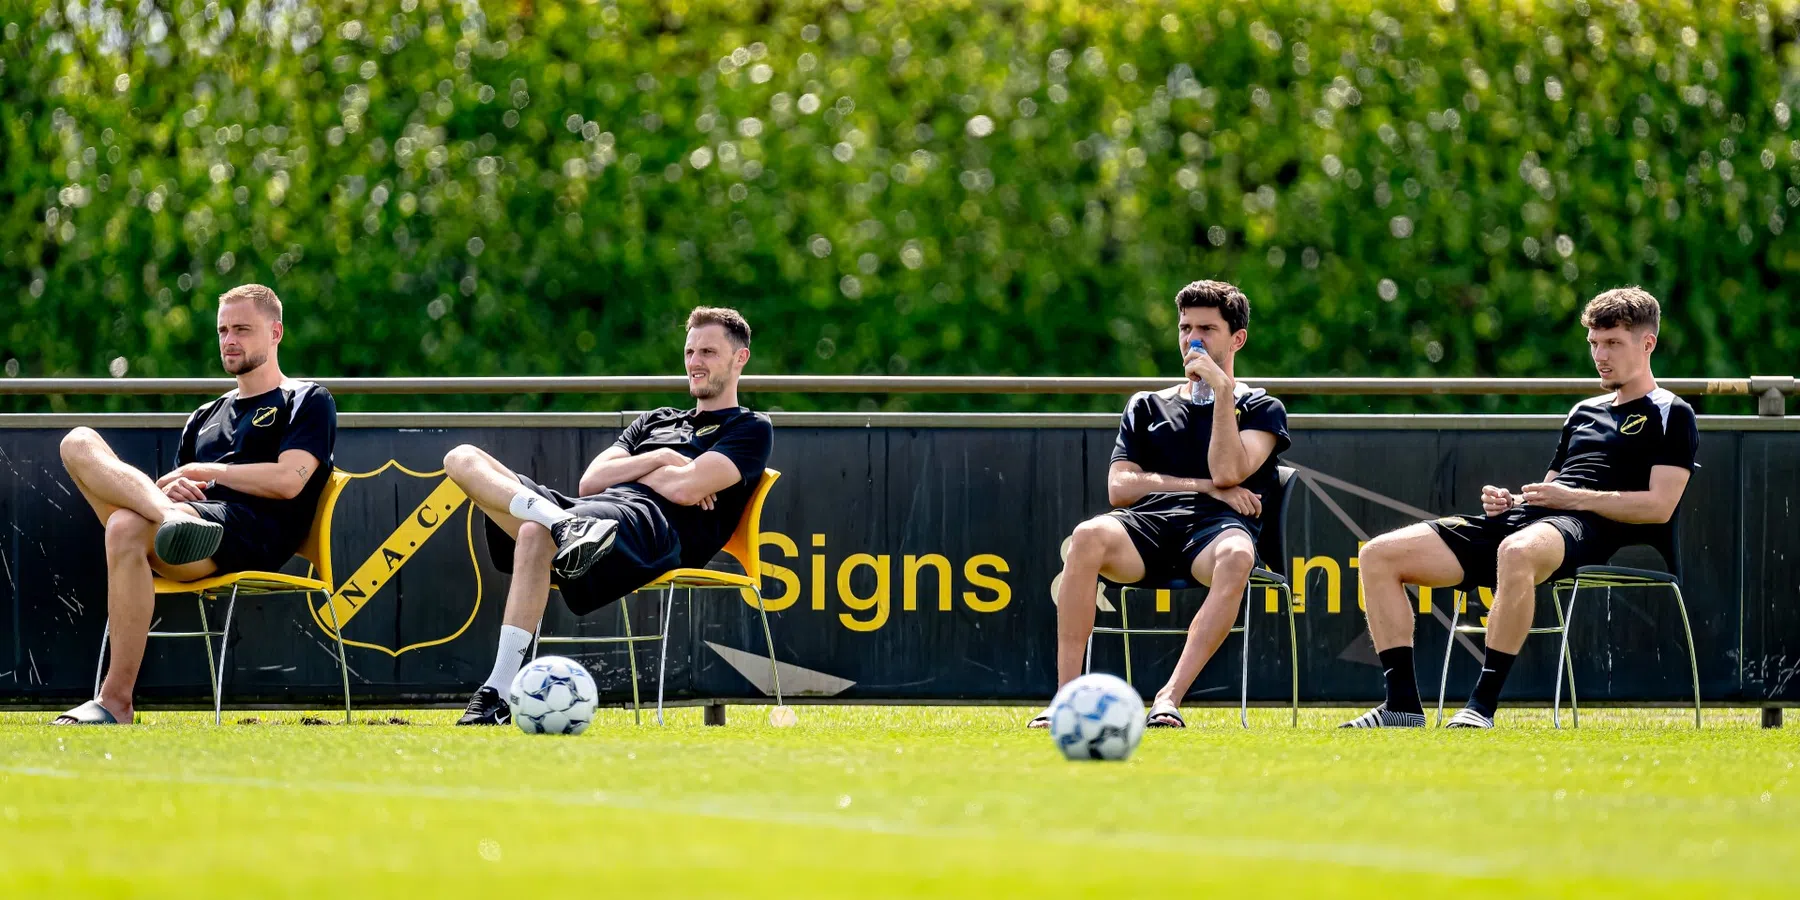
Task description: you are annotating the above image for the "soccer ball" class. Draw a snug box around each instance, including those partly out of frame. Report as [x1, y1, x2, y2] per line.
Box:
[509, 656, 598, 735]
[1047, 673, 1146, 761]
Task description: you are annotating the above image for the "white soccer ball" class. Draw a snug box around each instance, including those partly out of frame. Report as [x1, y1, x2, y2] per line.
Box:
[1047, 673, 1146, 761]
[509, 656, 598, 735]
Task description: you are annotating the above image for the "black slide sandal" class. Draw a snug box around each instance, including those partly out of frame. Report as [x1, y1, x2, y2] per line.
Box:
[1146, 701, 1186, 728]
[154, 517, 223, 566]
[51, 700, 120, 725]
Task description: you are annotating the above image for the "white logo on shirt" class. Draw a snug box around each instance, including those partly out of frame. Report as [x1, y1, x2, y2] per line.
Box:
[1149, 420, 1174, 432]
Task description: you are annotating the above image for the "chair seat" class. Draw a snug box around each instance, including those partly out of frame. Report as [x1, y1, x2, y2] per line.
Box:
[1559, 565, 1679, 586]
[153, 571, 329, 595]
[1103, 566, 1289, 592]
[644, 567, 757, 589]
[1248, 568, 1288, 587]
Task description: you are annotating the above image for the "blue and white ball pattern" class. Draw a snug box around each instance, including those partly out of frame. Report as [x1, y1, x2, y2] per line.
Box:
[1048, 673, 1146, 761]
[509, 656, 599, 735]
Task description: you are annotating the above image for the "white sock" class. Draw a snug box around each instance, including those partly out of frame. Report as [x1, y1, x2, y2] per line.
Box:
[509, 491, 574, 529]
[483, 625, 534, 693]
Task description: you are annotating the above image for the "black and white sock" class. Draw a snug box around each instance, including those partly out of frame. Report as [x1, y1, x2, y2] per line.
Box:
[482, 624, 534, 693]
[509, 491, 574, 529]
[1466, 647, 1518, 718]
[1378, 646, 1424, 715]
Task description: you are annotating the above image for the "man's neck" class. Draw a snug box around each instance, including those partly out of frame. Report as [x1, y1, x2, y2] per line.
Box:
[696, 387, 740, 412]
[235, 362, 285, 397]
[1613, 371, 1657, 404]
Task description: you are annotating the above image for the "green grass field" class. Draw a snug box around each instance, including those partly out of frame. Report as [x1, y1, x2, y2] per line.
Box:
[1, 706, 1793, 898]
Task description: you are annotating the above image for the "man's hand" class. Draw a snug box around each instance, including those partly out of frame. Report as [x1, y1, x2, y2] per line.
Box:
[1183, 346, 1233, 395]
[1208, 485, 1262, 518]
[644, 447, 690, 469]
[697, 493, 717, 511]
[161, 477, 209, 503]
[157, 463, 222, 502]
[1521, 481, 1584, 510]
[1480, 485, 1519, 517]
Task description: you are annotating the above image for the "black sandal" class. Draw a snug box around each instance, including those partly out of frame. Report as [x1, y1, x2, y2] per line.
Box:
[1145, 701, 1186, 728]
[51, 699, 120, 725]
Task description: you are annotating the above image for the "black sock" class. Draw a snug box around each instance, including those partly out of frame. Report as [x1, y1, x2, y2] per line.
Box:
[1466, 648, 1518, 718]
[1378, 646, 1423, 715]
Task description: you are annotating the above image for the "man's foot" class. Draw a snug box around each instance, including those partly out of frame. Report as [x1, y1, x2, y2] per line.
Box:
[1026, 707, 1051, 729]
[1146, 698, 1187, 728]
[1445, 708, 1495, 729]
[154, 514, 223, 566]
[456, 686, 511, 726]
[51, 699, 127, 725]
[549, 517, 618, 580]
[1338, 704, 1426, 728]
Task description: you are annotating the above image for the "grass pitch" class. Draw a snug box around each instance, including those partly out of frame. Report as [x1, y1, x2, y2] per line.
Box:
[0, 705, 1793, 898]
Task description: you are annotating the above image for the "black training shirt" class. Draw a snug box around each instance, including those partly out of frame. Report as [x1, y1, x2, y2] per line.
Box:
[1549, 388, 1699, 493]
[1111, 383, 1291, 516]
[611, 406, 774, 567]
[177, 381, 338, 550]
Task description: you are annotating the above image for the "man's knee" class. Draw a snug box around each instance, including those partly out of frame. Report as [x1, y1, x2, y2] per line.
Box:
[1214, 538, 1256, 575]
[60, 427, 103, 465]
[1495, 533, 1555, 580]
[443, 444, 486, 479]
[1359, 533, 1405, 572]
[515, 521, 555, 562]
[1067, 517, 1120, 562]
[103, 509, 153, 557]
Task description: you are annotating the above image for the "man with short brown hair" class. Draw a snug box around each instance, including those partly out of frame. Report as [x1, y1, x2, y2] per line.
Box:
[444, 306, 773, 725]
[53, 284, 337, 724]
[1344, 287, 1697, 729]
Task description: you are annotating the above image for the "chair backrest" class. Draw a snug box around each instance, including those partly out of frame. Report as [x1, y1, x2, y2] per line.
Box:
[1256, 465, 1299, 578]
[296, 470, 353, 587]
[1616, 512, 1682, 580]
[719, 469, 780, 576]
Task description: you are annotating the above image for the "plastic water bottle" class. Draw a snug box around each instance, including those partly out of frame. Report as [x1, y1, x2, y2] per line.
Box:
[1187, 339, 1213, 405]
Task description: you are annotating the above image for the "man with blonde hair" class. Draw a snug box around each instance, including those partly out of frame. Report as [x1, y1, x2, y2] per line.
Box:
[53, 284, 337, 724]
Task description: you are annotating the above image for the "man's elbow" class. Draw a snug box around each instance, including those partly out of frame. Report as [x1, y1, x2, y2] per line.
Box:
[1106, 482, 1132, 507]
[1211, 470, 1247, 490]
[662, 481, 703, 506]
[276, 478, 307, 501]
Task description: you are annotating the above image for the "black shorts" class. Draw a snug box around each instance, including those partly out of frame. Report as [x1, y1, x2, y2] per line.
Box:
[483, 475, 683, 616]
[1107, 494, 1259, 586]
[185, 500, 296, 575]
[1425, 506, 1624, 592]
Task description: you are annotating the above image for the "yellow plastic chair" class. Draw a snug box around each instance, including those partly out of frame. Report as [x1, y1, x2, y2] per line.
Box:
[536, 469, 784, 725]
[93, 471, 355, 725]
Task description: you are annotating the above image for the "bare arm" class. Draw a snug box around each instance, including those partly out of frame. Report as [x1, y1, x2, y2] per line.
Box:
[638, 451, 745, 507]
[1207, 414, 1279, 489]
[1107, 460, 1212, 508]
[165, 450, 321, 501]
[1521, 466, 1691, 525]
[578, 446, 686, 496]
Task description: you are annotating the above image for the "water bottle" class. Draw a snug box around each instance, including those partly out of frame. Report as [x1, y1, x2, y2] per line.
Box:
[1187, 339, 1213, 405]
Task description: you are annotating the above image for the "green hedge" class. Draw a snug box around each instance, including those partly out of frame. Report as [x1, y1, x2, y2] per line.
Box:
[3, 0, 1798, 413]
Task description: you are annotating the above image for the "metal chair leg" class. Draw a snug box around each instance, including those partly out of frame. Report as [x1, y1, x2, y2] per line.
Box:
[620, 594, 642, 725]
[1667, 583, 1703, 728]
[214, 585, 238, 726]
[324, 591, 352, 724]
[753, 584, 783, 706]
[1437, 596, 1459, 726]
[1283, 584, 1298, 727]
[655, 583, 675, 726]
[1551, 586, 1578, 729]
[1552, 582, 1583, 729]
[1083, 633, 1093, 675]
[1239, 584, 1250, 729]
[1120, 588, 1134, 689]
[197, 596, 220, 725]
[93, 619, 110, 698]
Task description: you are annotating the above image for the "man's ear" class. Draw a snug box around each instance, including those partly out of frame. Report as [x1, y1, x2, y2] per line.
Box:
[1231, 328, 1248, 352]
[735, 346, 750, 369]
[270, 321, 284, 346]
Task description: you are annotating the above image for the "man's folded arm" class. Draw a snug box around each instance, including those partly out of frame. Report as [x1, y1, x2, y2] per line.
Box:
[638, 452, 743, 507]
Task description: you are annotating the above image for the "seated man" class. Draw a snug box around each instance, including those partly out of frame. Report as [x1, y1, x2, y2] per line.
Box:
[1032, 280, 1289, 729]
[53, 284, 337, 724]
[446, 306, 773, 725]
[1345, 287, 1697, 728]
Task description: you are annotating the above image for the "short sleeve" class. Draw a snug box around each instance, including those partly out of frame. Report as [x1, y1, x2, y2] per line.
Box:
[1652, 403, 1699, 471]
[177, 407, 205, 468]
[707, 415, 773, 483]
[1239, 393, 1292, 456]
[1548, 413, 1575, 473]
[1110, 394, 1148, 465]
[612, 412, 655, 454]
[279, 386, 337, 464]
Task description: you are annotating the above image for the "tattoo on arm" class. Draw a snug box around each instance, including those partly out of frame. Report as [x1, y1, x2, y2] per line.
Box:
[296, 465, 310, 480]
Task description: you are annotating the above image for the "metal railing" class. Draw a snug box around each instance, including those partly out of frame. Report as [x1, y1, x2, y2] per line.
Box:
[2, 375, 1793, 414]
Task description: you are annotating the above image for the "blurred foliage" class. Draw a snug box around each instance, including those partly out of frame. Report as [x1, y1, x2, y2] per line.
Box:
[3, 0, 1799, 415]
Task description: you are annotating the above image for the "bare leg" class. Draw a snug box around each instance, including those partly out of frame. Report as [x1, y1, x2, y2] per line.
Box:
[502, 522, 557, 632]
[84, 509, 215, 723]
[1054, 515, 1147, 688]
[1357, 523, 1467, 651]
[59, 427, 202, 527]
[1486, 524, 1564, 653]
[1152, 530, 1257, 711]
[443, 444, 531, 537]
